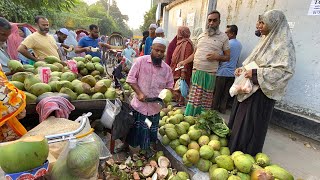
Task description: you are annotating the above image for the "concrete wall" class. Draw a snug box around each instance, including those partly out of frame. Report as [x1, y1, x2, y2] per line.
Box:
[216, 0, 320, 120]
[163, 0, 211, 41]
[164, 0, 320, 121]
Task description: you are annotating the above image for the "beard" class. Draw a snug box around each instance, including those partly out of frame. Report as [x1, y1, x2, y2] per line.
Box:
[58, 38, 64, 43]
[255, 30, 262, 37]
[151, 56, 163, 66]
[39, 27, 49, 33]
[207, 26, 219, 36]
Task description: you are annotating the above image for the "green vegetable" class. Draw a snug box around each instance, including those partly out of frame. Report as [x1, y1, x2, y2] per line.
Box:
[195, 110, 229, 137]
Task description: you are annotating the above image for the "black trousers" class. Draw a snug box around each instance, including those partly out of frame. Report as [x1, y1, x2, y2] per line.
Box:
[213, 76, 235, 112]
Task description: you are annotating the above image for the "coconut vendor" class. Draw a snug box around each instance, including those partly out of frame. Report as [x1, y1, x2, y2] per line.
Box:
[18, 16, 61, 62]
[0, 18, 27, 142]
[75, 24, 112, 58]
[117, 37, 174, 157]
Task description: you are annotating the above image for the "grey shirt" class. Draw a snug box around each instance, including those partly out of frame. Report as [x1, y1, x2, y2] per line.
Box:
[0, 42, 10, 73]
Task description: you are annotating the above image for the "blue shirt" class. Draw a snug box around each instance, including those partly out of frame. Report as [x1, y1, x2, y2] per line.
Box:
[216, 39, 242, 77]
[144, 37, 155, 55]
[122, 47, 136, 61]
[78, 36, 101, 57]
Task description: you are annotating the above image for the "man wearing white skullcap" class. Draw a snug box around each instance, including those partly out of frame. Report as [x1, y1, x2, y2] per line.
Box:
[144, 24, 157, 55]
[155, 27, 169, 49]
[53, 28, 72, 61]
[122, 36, 174, 157]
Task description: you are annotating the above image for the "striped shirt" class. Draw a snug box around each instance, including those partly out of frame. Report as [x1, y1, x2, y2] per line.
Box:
[126, 55, 174, 116]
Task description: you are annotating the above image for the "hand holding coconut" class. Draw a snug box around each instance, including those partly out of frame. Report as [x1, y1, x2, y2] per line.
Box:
[85, 46, 92, 52]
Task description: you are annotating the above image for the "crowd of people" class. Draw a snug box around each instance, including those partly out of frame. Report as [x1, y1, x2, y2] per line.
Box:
[121, 9, 296, 157]
[0, 8, 296, 159]
[0, 15, 142, 75]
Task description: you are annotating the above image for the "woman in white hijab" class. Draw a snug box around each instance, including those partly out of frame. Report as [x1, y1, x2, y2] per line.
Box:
[228, 10, 296, 155]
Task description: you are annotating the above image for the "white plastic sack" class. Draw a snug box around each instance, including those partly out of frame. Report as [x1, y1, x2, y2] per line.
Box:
[173, 79, 181, 91]
[100, 99, 122, 129]
[229, 73, 253, 97]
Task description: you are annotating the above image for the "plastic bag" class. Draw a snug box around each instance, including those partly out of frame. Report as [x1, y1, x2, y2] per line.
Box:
[229, 73, 253, 97]
[173, 78, 181, 91]
[50, 133, 111, 180]
[180, 79, 189, 98]
[100, 99, 122, 129]
[111, 102, 135, 140]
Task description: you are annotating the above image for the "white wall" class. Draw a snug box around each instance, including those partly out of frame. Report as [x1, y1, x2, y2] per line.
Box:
[164, 0, 320, 120]
[164, 0, 210, 41]
[216, 0, 320, 120]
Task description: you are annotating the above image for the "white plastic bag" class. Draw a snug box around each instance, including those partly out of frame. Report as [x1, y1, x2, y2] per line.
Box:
[50, 133, 111, 180]
[173, 78, 181, 91]
[229, 73, 253, 97]
[100, 99, 122, 129]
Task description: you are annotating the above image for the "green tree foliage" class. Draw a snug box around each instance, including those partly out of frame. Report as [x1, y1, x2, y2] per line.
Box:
[0, 0, 51, 23]
[86, 3, 119, 35]
[140, 5, 157, 33]
[1, 0, 133, 37]
[105, 0, 132, 37]
[11, 0, 78, 11]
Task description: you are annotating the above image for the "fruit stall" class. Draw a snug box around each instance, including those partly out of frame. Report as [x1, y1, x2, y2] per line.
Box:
[1, 55, 295, 180]
[2, 55, 193, 180]
[155, 103, 295, 180]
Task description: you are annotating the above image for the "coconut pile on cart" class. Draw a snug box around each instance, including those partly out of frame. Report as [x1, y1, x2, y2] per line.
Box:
[155, 90, 295, 180]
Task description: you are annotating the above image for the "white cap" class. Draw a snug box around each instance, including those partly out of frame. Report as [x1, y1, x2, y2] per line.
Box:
[152, 37, 167, 47]
[156, 27, 164, 33]
[149, 24, 157, 29]
[59, 28, 69, 36]
[155, 27, 164, 33]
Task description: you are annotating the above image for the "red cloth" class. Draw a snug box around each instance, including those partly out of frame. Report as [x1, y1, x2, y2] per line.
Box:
[170, 27, 194, 85]
[7, 23, 36, 60]
[36, 96, 75, 123]
[7, 23, 23, 60]
[165, 36, 177, 65]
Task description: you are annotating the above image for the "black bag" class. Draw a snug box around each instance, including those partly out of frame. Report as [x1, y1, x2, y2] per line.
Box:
[111, 102, 135, 140]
